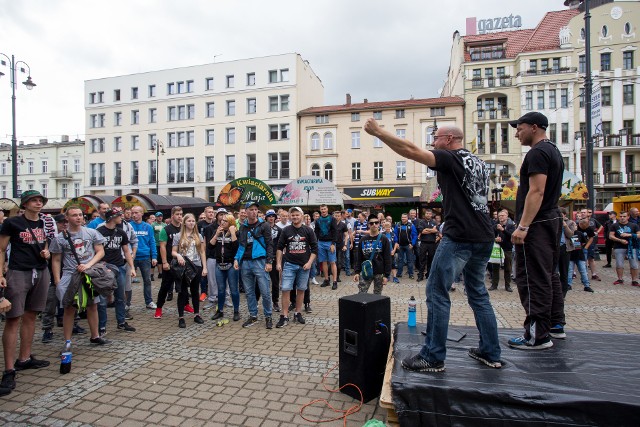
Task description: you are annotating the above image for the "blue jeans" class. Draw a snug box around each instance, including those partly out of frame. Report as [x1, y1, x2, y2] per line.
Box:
[134, 258, 153, 305]
[281, 262, 311, 292]
[344, 239, 352, 275]
[241, 258, 272, 318]
[397, 245, 414, 276]
[419, 236, 500, 363]
[98, 265, 127, 329]
[215, 267, 239, 312]
[568, 259, 590, 287]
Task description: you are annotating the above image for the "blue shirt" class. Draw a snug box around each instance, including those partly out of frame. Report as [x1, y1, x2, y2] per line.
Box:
[131, 221, 157, 260]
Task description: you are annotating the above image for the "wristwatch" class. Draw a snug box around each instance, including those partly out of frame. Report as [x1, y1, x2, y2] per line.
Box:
[517, 225, 530, 232]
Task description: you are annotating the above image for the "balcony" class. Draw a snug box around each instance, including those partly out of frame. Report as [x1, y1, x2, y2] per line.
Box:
[580, 133, 640, 150]
[518, 67, 577, 77]
[50, 170, 73, 180]
[167, 173, 176, 182]
[477, 109, 510, 121]
[470, 77, 512, 89]
[628, 172, 640, 184]
[206, 172, 215, 181]
[187, 173, 194, 183]
[489, 143, 497, 154]
[604, 171, 622, 184]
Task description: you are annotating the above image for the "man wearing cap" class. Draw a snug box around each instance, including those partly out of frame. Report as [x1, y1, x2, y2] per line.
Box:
[203, 208, 229, 309]
[152, 212, 166, 282]
[87, 203, 110, 230]
[508, 112, 565, 350]
[265, 209, 282, 312]
[234, 201, 274, 329]
[0, 191, 52, 394]
[97, 208, 137, 334]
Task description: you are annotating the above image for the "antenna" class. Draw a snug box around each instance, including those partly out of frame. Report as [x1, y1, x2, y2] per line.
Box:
[213, 54, 222, 63]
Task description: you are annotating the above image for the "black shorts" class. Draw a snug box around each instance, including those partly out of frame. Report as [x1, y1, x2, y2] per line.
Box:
[4, 268, 50, 319]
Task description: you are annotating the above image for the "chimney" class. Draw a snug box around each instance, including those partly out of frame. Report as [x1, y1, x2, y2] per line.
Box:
[61, 135, 69, 142]
[364, 98, 368, 103]
[19, 141, 24, 146]
[346, 93, 352, 105]
[39, 138, 48, 144]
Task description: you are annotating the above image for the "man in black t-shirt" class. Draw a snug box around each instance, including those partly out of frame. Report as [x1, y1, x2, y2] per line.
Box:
[610, 211, 640, 286]
[416, 209, 438, 281]
[509, 112, 565, 350]
[333, 211, 349, 282]
[365, 120, 501, 372]
[155, 206, 183, 317]
[97, 208, 136, 333]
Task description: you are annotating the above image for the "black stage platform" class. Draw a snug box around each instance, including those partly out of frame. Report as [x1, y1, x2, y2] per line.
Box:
[391, 323, 640, 427]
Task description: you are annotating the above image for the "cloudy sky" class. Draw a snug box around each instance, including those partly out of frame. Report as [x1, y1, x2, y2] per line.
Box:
[1, 0, 571, 145]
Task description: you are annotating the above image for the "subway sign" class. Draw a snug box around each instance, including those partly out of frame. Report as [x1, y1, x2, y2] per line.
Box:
[344, 186, 413, 200]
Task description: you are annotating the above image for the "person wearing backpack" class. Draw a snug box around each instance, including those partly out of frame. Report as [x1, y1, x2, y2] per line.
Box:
[354, 214, 391, 295]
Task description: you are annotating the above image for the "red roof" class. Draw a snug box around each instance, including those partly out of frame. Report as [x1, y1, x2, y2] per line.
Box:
[462, 9, 580, 61]
[298, 96, 465, 115]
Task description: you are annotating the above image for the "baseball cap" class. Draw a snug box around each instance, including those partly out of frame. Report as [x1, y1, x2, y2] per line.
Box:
[509, 112, 548, 130]
[346, 209, 353, 213]
[20, 190, 48, 209]
[265, 209, 277, 218]
[155, 211, 163, 217]
[245, 201, 260, 209]
[289, 207, 304, 215]
[216, 208, 228, 216]
[105, 207, 124, 222]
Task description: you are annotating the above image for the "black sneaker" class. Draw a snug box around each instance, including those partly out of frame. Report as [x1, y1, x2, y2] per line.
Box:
[288, 302, 295, 311]
[273, 303, 281, 313]
[320, 279, 330, 287]
[331, 282, 338, 290]
[166, 293, 173, 302]
[178, 318, 186, 328]
[72, 325, 86, 335]
[401, 354, 445, 372]
[409, 275, 414, 280]
[265, 317, 273, 329]
[89, 336, 111, 345]
[549, 324, 566, 339]
[294, 312, 306, 324]
[42, 329, 53, 343]
[117, 322, 136, 332]
[14, 355, 50, 371]
[211, 310, 224, 321]
[505, 285, 514, 292]
[304, 303, 313, 313]
[194, 315, 204, 324]
[584, 286, 594, 293]
[233, 311, 241, 321]
[242, 317, 258, 328]
[150, 274, 155, 281]
[99, 328, 107, 338]
[124, 306, 133, 320]
[468, 348, 503, 369]
[1, 369, 16, 390]
[275, 315, 289, 328]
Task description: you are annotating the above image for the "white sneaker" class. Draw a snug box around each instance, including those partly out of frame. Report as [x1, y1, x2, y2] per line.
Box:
[312, 277, 319, 285]
[146, 302, 157, 309]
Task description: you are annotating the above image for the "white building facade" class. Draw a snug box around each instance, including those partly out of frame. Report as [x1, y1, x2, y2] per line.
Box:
[84, 53, 323, 200]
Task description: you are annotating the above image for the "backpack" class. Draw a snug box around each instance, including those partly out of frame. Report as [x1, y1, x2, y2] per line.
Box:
[361, 234, 382, 281]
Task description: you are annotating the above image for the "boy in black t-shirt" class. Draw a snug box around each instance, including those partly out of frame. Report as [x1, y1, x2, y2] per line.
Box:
[354, 214, 391, 295]
[567, 219, 594, 292]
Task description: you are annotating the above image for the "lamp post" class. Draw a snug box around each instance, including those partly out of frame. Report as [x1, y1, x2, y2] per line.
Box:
[0, 53, 37, 198]
[150, 139, 165, 194]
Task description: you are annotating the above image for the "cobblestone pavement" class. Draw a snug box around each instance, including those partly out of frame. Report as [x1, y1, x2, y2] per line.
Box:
[1, 259, 638, 426]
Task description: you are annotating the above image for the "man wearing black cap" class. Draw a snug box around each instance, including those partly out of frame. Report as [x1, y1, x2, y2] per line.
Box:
[0, 190, 52, 394]
[508, 112, 565, 350]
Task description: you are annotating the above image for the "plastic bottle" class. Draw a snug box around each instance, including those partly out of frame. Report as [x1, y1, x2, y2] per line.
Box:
[408, 296, 417, 327]
[60, 351, 72, 375]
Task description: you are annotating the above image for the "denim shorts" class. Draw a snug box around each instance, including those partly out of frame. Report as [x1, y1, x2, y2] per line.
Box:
[281, 262, 310, 292]
[317, 241, 337, 263]
[615, 248, 639, 269]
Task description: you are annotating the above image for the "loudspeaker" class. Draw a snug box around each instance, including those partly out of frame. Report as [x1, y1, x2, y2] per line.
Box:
[339, 293, 391, 403]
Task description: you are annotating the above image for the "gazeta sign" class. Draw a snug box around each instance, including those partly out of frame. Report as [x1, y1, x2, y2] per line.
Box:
[478, 14, 522, 34]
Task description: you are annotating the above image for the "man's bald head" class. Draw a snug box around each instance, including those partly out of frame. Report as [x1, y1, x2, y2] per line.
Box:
[433, 125, 464, 150]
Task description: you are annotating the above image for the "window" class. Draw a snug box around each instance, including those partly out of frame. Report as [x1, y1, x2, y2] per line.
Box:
[580, 28, 585, 40]
[395, 109, 405, 119]
[89, 114, 105, 128]
[177, 81, 184, 93]
[323, 132, 334, 149]
[324, 163, 333, 181]
[625, 22, 632, 35]
[226, 128, 236, 144]
[269, 125, 279, 140]
[579, 88, 585, 108]
[131, 110, 139, 125]
[167, 82, 175, 95]
[74, 159, 80, 173]
[41, 183, 48, 198]
[601, 53, 611, 71]
[269, 96, 279, 112]
[27, 161, 34, 174]
[552, 58, 560, 73]
[148, 160, 157, 184]
[561, 123, 569, 144]
[226, 100, 235, 116]
[374, 162, 383, 180]
[186, 157, 195, 182]
[280, 124, 289, 140]
[501, 128, 509, 152]
[149, 108, 157, 123]
[396, 129, 406, 139]
[205, 77, 214, 90]
[148, 134, 156, 150]
[90, 138, 105, 153]
[351, 131, 360, 149]
[62, 159, 68, 174]
[247, 154, 256, 178]
[168, 106, 176, 121]
[529, 59, 537, 73]
[315, 115, 328, 124]
[311, 164, 320, 177]
[247, 98, 256, 114]
[280, 153, 289, 179]
[187, 104, 195, 119]
[469, 44, 505, 61]
[131, 161, 139, 184]
[549, 90, 556, 109]
[131, 87, 138, 99]
[206, 102, 215, 118]
[537, 91, 545, 109]
[247, 73, 255, 86]
[131, 135, 139, 150]
[205, 156, 214, 181]
[41, 160, 48, 173]
[269, 153, 278, 179]
[623, 85, 634, 105]
[374, 137, 382, 148]
[226, 75, 234, 88]
[148, 84, 156, 97]
[429, 107, 445, 117]
[351, 112, 360, 122]
[525, 91, 533, 110]
[396, 161, 406, 179]
[311, 132, 320, 150]
[623, 51, 634, 70]
[601, 25, 608, 38]
[579, 55, 586, 73]
[114, 112, 122, 126]
[496, 67, 505, 77]
[247, 126, 256, 142]
[269, 68, 289, 83]
[280, 95, 289, 111]
[206, 129, 215, 145]
[373, 111, 382, 120]
[114, 137, 122, 152]
[623, 120, 634, 133]
[186, 80, 194, 93]
[352, 162, 361, 180]
[560, 89, 568, 108]
[167, 159, 176, 182]
[61, 183, 68, 199]
[114, 89, 121, 101]
[602, 86, 611, 106]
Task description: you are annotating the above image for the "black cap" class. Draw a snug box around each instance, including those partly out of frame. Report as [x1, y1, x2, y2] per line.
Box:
[509, 112, 548, 130]
[53, 214, 67, 223]
[105, 207, 124, 222]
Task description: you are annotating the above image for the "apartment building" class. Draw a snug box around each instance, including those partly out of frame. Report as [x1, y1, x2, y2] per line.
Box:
[84, 53, 323, 200]
[0, 136, 84, 200]
[298, 96, 464, 201]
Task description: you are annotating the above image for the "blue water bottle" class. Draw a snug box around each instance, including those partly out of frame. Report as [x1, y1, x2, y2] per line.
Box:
[408, 296, 417, 327]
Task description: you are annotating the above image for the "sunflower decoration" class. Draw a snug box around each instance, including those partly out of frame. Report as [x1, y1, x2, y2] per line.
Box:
[501, 177, 518, 200]
[216, 183, 245, 207]
[563, 182, 589, 200]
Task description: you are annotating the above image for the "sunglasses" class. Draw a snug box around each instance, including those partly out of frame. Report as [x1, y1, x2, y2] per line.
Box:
[369, 221, 380, 225]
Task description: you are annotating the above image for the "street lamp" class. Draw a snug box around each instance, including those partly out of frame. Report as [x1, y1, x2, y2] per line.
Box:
[150, 139, 165, 193]
[0, 53, 36, 198]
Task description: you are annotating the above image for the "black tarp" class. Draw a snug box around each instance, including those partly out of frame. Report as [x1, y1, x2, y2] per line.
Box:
[392, 323, 640, 427]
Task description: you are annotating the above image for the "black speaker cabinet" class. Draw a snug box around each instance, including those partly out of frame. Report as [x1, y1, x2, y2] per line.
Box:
[339, 293, 391, 403]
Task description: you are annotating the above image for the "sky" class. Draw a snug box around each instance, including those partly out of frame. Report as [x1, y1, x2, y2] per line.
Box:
[0, 0, 573, 146]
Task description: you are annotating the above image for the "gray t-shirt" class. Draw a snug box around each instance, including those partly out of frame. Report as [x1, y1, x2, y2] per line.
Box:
[172, 232, 203, 266]
[50, 227, 105, 287]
